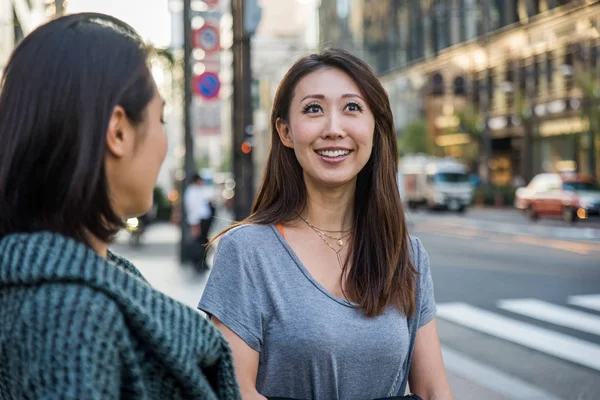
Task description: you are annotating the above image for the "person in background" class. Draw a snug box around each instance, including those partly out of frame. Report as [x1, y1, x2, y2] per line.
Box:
[184, 173, 214, 270]
[0, 13, 239, 399]
[198, 49, 453, 400]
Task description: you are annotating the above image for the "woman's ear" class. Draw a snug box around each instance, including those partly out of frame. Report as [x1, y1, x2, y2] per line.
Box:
[106, 105, 134, 158]
[276, 117, 294, 149]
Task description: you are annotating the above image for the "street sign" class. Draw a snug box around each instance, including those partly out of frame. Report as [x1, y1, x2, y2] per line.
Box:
[192, 23, 220, 54]
[192, 71, 221, 100]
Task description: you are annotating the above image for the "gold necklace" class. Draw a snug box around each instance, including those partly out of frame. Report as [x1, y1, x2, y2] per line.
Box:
[297, 214, 353, 269]
[297, 214, 353, 247]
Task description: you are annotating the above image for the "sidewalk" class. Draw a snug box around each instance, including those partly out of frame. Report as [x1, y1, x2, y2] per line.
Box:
[112, 222, 530, 400]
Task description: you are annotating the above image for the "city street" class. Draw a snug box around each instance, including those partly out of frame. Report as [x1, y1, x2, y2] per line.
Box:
[111, 208, 600, 400]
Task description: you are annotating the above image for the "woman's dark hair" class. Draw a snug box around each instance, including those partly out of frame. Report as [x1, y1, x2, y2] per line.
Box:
[0, 13, 155, 245]
[215, 49, 417, 318]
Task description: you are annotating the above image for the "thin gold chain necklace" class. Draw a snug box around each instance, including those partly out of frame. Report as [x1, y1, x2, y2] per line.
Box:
[296, 214, 353, 247]
[297, 214, 353, 269]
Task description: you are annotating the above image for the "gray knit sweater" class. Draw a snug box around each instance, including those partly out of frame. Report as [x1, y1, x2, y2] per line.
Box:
[0, 231, 241, 399]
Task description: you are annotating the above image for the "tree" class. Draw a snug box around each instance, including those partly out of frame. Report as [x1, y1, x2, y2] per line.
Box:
[220, 149, 233, 172]
[513, 90, 536, 182]
[455, 105, 484, 172]
[397, 118, 435, 156]
[576, 72, 599, 180]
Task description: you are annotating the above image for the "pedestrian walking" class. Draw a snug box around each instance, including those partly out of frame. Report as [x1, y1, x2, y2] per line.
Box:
[198, 49, 453, 399]
[184, 173, 214, 270]
[0, 13, 240, 400]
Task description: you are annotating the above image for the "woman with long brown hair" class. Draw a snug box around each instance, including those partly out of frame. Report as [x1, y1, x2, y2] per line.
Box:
[199, 49, 453, 400]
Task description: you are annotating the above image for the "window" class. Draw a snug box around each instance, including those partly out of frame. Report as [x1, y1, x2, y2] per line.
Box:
[563, 182, 600, 191]
[534, 55, 542, 95]
[546, 52, 553, 91]
[454, 76, 467, 96]
[472, 77, 481, 108]
[435, 173, 470, 183]
[431, 72, 445, 96]
[564, 45, 575, 91]
[487, 70, 494, 101]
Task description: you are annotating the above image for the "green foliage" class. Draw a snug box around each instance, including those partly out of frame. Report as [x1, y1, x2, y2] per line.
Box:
[220, 149, 233, 172]
[397, 119, 435, 156]
[153, 187, 172, 221]
[195, 153, 210, 170]
[473, 185, 516, 206]
[153, 47, 176, 67]
[456, 105, 483, 141]
[576, 72, 600, 139]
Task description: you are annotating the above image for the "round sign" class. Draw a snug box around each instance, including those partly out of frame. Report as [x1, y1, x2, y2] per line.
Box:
[192, 72, 220, 100]
[192, 23, 220, 54]
[203, 0, 219, 6]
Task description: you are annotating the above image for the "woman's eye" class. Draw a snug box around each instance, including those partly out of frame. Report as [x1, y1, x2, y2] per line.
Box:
[345, 102, 363, 112]
[303, 104, 322, 114]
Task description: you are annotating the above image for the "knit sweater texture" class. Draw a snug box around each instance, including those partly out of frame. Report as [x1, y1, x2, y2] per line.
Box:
[0, 231, 241, 400]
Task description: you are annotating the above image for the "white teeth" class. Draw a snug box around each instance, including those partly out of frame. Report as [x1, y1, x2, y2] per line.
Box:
[318, 150, 350, 158]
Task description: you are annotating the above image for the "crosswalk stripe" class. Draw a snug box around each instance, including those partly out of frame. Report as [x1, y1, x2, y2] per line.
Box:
[436, 302, 600, 372]
[568, 294, 600, 312]
[497, 298, 600, 336]
[442, 347, 564, 400]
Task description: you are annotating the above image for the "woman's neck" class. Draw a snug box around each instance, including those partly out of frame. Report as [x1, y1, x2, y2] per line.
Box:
[86, 232, 109, 258]
[301, 179, 355, 232]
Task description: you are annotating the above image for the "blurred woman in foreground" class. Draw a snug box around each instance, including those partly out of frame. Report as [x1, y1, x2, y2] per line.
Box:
[0, 13, 240, 399]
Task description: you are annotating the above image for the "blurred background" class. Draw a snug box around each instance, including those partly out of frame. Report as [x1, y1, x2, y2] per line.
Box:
[2, 1, 600, 399]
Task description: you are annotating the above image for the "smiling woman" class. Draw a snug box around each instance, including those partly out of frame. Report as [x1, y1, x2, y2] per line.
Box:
[199, 49, 454, 400]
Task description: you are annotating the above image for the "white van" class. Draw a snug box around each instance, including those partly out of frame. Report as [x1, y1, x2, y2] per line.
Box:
[399, 155, 473, 212]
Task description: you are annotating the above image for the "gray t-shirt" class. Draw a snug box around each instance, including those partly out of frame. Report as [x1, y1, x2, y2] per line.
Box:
[198, 224, 436, 400]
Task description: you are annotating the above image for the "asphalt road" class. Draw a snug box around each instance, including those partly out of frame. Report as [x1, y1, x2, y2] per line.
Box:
[411, 213, 600, 400]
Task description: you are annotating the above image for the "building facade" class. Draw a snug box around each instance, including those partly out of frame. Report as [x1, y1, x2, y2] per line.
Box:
[0, 0, 47, 77]
[250, 0, 320, 187]
[320, 0, 599, 186]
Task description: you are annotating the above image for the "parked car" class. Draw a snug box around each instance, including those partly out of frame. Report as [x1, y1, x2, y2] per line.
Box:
[515, 173, 600, 223]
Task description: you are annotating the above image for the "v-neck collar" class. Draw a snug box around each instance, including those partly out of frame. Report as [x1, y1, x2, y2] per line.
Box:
[270, 224, 357, 308]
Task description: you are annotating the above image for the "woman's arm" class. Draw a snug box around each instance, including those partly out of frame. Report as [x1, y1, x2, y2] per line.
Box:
[408, 318, 454, 400]
[212, 316, 267, 400]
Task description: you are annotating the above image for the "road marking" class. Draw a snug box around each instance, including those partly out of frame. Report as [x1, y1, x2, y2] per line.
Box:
[442, 347, 564, 400]
[568, 294, 600, 312]
[497, 298, 600, 336]
[414, 222, 600, 255]
[436, 302, 600, 372]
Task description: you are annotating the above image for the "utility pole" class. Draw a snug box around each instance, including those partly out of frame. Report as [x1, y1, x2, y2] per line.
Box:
[54, 0, 64, 16]
[231, 0, 261, 221]
[180, 0, 195, 263]
[481, 0, 493, 186]
[522, 57, 535, 183]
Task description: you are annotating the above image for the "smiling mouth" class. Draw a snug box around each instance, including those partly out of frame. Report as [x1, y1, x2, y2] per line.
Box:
[316, 149, 352, 158]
